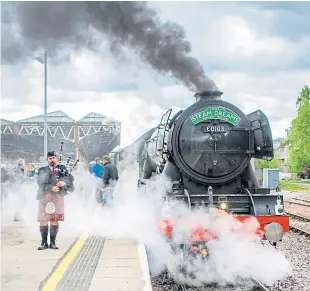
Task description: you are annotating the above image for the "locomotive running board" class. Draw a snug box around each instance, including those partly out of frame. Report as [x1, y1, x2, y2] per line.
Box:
[235, 215, 290, 232]
[173, 193, 285, 216]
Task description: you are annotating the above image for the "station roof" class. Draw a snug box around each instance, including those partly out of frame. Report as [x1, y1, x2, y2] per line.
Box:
[17, 110, 75, 123]
[78, 112, 120, 125]
[0, 118, 16, 126]
[78, 112, 106, 123]
[2, 111, 119, 125]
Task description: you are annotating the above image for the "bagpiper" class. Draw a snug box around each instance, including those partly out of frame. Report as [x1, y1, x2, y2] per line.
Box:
[36, 151, 74, 250]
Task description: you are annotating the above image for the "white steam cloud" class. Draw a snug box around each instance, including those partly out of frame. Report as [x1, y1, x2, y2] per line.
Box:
[1, 156, 292, 288]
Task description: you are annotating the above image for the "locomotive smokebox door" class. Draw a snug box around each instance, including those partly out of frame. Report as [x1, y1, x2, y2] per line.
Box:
[171, 99, 255, 185]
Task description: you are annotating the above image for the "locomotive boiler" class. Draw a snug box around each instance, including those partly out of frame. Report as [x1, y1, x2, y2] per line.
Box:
[111, 90, 289, 248]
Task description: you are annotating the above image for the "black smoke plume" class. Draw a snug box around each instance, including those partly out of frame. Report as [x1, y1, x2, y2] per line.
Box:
[1, 1, 216, 92]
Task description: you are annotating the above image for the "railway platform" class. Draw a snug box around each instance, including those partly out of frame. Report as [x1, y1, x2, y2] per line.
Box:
[1, 211, 152, 291]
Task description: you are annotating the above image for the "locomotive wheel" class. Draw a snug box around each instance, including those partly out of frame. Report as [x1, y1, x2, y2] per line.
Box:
[170, 243, 209, 282]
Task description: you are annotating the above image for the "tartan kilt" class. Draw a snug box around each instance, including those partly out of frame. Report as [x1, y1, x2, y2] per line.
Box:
[37, 193, 65, 222]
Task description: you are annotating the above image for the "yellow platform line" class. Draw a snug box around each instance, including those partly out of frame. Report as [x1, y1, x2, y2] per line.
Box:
[41, 203, 102, 291]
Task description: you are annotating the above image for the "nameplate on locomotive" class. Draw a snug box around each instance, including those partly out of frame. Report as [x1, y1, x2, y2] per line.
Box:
[201, 124, 230, 133]
[190, 107, 241, 126]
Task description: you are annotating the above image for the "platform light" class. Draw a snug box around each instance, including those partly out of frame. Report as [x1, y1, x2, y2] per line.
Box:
[35, 48, 48, 158]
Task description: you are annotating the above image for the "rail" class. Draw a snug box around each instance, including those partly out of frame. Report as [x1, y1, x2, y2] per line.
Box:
[179, 279, 271, 291]
[286, 211, 310, 222]
[291, 197, 310, 204]
[290, 225, 310, 236]
[287, 211, 310, 236]
[252, 279, 271, 291]
[284, 200, 310, 207]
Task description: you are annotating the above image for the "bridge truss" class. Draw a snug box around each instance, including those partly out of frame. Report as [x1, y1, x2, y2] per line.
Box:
[1, 111, 121, 162]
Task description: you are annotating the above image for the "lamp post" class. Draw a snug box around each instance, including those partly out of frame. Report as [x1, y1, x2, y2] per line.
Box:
[35, 48, 48, 158]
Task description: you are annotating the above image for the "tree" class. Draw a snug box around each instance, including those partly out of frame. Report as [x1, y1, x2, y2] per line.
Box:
[257, 154, 281, 169]
[285, 85, 310, 172]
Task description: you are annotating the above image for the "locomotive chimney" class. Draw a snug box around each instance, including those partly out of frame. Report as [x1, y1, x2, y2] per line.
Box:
[194, 90, 223, 102]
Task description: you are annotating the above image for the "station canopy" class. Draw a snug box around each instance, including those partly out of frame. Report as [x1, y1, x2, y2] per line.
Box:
[78, 112, 118, 125]
[78, 112, 106, 123]
[3, 111, 119, 125]
[0, 118, 16, 126]
[16, 110, 75, 123]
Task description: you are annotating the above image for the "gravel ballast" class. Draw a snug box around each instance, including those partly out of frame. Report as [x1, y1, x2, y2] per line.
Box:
[151, 231, 310, 291]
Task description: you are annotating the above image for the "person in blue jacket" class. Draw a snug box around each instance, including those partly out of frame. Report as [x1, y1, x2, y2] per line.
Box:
[92, 157, 104, 179]
[93, 157, 104, 203]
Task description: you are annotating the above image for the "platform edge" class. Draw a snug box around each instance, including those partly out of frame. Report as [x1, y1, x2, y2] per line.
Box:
[138, 242, 153, 291]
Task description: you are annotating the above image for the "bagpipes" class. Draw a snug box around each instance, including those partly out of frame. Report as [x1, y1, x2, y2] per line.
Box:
[58, 141, 79, 175]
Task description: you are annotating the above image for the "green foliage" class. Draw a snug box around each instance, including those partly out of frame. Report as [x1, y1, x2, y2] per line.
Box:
[285, 85, 310, 172]
[257, 154, 281, 169]
[280, 180, 310, 192]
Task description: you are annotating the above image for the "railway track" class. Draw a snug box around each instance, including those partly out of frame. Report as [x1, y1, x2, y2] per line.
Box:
[290, 225, 310, 236]
[291, 197, 310, 204]
[286, 211, 310, 222]
[179, 279, 270, 291]
[286, 211, 310, 236]
[284, 200, 310, 207]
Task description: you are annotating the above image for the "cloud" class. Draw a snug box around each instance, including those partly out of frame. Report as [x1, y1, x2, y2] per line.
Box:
[1, 1, 309, 147]
[1, 68, 307, 144]
[209, 17, 294, 59]
[212, 70, 310, 137]
[151, 2, 310, 71]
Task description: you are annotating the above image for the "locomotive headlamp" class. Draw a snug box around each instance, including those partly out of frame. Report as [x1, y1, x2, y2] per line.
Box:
[264, 222, 284, 242]
[275, 195, 284, 216]
[219, 202, 228, 210]
[201, 249, 208, 257]
[217, 196, 229, 211]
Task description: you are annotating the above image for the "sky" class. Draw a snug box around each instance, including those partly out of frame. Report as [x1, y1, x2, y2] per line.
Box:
[1, 1, 310, 147]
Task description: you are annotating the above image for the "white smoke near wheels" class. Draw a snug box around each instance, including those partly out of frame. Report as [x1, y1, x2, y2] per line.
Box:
[1, 157, 291, 287]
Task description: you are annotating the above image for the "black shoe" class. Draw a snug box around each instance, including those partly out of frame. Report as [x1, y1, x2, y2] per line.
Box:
[38, 225, 49, 250]
[38, 243, 49, 250]
[49, 225, 59, 250]
[49, 242, 59, 250]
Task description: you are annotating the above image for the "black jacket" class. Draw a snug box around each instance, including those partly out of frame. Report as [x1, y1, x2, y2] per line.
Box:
[11, 166, 25, 183]
[1, 169, 10, 183]
[103, 162, 119, 186]
[36, 164, 74, 200]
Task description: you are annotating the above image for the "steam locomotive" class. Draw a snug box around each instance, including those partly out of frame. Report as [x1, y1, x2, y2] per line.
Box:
[111, 90, 289, 251]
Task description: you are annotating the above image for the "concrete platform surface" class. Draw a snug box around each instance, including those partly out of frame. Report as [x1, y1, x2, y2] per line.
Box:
[88, 238, 152, 291]
[1, 220, 77, 291]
